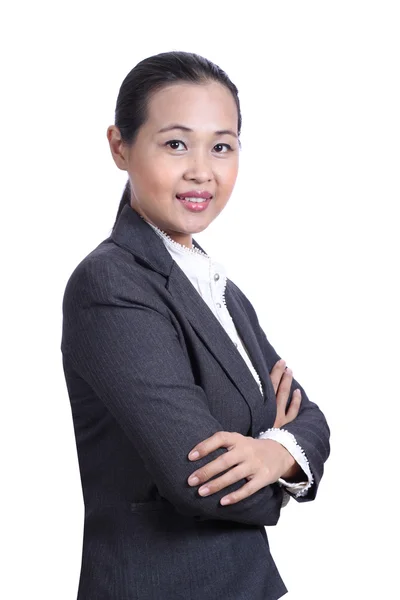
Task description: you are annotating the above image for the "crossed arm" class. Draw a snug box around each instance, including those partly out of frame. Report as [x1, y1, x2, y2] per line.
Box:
[184, 357, 325, 508]
[62, 261, 330, 527]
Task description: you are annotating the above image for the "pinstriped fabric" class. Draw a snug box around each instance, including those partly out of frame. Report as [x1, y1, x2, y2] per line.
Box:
[61, 204, 330, 599]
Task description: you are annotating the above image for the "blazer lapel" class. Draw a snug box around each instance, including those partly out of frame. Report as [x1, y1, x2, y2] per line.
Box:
[224, 283, 277, 428]
[167, 263, 274, 437]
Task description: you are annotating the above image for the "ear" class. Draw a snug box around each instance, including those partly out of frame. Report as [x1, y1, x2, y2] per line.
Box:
[106, 125, 129, 171]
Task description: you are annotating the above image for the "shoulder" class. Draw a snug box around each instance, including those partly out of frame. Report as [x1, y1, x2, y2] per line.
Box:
[62, 237, 168, 313]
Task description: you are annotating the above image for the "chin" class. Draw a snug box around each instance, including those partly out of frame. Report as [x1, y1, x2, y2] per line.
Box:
[182, 217, 213, 234]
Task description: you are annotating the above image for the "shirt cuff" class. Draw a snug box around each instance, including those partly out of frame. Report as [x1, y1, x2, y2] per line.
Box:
[257, 427, 314, 498]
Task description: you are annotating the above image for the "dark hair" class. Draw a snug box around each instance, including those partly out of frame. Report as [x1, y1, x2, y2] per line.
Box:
[111, 50, 242, 230]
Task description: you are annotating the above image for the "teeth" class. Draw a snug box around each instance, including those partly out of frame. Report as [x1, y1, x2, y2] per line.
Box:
[179, 197, 209, 203]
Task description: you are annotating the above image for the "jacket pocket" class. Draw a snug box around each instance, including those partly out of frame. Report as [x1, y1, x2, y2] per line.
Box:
[130, 499, 175, 513]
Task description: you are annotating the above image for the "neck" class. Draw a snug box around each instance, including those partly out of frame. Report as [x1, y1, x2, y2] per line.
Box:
[131, 204, 193, 248]
[164, 231, 193, 249]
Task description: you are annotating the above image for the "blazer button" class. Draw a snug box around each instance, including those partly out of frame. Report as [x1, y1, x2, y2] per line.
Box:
[214, 273, 220, 281]
[216, 302, 222, 308]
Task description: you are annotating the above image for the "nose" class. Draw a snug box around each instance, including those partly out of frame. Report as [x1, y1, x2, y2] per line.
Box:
[183, 150, 213, 183]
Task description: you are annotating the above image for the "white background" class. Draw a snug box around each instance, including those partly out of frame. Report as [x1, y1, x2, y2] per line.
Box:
[1, 1, 399, 598]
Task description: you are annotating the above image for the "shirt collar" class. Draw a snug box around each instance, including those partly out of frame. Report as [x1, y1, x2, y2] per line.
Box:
[141, 216, 227, 282]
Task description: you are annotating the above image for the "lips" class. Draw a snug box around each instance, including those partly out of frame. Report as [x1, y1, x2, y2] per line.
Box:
[176, 191, 213, 200]
[176, 196, 212, 212]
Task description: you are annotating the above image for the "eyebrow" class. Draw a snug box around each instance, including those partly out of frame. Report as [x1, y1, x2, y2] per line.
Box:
[157, 124, 238, 138]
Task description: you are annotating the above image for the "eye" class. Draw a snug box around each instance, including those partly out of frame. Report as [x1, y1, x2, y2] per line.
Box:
[164, 140, 234, 153]
[165, 140, 186, 150]
[213, 143, 233, 153]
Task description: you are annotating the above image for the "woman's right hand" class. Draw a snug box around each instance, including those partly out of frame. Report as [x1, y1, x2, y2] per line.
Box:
[270, 359, 302, 428]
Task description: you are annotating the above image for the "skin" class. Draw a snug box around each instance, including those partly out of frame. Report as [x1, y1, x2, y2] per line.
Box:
[107, 81, 240, 248]
[107, 81, 302, 506]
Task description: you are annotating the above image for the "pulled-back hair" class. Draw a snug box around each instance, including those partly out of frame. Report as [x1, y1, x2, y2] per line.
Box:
[111, 51, 242, 230]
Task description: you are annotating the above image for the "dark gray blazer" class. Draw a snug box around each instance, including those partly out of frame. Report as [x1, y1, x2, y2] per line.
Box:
[61, 203, 330, 600]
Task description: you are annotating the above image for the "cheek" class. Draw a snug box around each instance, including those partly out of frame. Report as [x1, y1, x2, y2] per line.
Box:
[132, 158, 175, 197]
[218, 161, 239, 191]
[148, 155, 181, 190]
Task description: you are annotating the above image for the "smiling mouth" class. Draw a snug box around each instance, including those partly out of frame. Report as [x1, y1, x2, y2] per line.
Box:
[175, 196, 213, 212]
[176, 195, 212, 203]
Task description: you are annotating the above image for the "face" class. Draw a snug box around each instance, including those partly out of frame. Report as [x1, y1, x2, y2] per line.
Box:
[107, 81, 240, 247]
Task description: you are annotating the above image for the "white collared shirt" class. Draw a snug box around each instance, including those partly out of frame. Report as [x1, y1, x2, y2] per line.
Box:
[143, 218, 313, 501]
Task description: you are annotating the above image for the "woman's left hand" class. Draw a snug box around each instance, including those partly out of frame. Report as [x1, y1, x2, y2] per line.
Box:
[187, 432, 295, 506]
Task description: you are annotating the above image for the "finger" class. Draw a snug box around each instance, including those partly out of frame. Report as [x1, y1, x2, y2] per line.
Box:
[270, 359, 287, 394]
[276, 368, 293, 412]
[196, 463, 250, 497]
[188, 450, 237, 487]
[220, 477, 266, 506]
[286, 389, 302, 422]
[188, 431, 237, 461]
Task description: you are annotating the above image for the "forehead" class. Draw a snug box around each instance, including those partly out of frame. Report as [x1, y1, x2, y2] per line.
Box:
[145, 82, 238, 131]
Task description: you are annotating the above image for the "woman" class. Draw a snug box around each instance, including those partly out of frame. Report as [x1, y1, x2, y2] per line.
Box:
[61, 51, 330, 600]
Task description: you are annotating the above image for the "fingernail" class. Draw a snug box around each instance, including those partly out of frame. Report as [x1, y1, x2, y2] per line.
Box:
[188, 476, 199, 486]
[220, 497, 230, 505]
[286, 368, 292, 375]
[189, 451, 199, 459]
[199, 487, 210, 496]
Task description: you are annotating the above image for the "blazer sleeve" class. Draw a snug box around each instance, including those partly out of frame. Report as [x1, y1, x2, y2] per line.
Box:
[61, 257, 284, 527]
[261, 335, 330, 501]
[231, 282, 331, 502]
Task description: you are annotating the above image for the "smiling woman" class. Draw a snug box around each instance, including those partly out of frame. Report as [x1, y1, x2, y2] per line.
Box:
[108, 76, 240, 247]
[61, 50, 330, 600]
